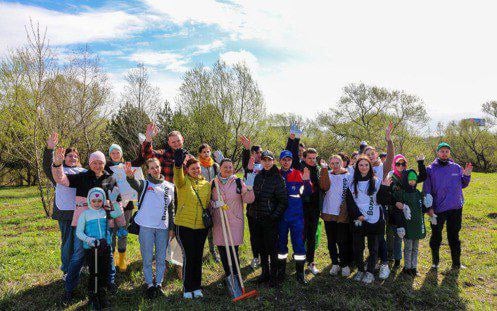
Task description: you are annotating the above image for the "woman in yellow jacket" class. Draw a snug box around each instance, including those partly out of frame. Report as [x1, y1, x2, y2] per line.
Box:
[173, 149, 212, 299]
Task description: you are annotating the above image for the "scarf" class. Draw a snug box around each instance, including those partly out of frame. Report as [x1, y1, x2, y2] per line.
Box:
[392, 154, 407, 178]
[219, 175, 230, 185]
[199, 157, 214, 168]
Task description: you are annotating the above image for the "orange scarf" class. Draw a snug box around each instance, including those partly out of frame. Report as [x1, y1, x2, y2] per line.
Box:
[199, 157, 214, 168]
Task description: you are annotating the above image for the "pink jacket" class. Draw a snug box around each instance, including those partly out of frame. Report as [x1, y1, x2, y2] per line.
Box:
[210, 176, 255, 246]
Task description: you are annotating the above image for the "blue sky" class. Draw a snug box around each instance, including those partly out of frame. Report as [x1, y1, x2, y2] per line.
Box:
[1, 0, 496, 127]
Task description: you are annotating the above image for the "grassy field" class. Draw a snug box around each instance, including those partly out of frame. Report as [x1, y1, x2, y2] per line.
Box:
[0, 173, 496, 310]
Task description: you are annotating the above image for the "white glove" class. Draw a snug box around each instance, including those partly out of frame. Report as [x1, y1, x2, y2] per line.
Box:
[213, 150, 224, 164]
[213, 201, 224, 209]
[354, 219, 363, 227]
[430, 214, 438, 225]
[424, 194, 433, 208]
[86, 237, 99, 247]
[138, 133, 146, 144]
[403, 205, 411, 220]
[397, 227, 406, 239]
[245, 173, 256, 188]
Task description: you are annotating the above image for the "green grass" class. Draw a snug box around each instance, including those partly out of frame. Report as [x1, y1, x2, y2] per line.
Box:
[0, 173, 496, 310]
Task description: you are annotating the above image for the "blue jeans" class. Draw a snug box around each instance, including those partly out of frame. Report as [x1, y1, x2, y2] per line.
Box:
[65, 235, 85, 292]
[386, 224, 403, 261]
[139, 226, 169, 286]
[58, 220, 74, 274]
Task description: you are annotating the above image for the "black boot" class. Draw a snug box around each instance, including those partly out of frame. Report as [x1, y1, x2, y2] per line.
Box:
[98, 288, 111, 309]
[295, 260, 307, 285]
[277, 259, 286, 283]
[88, 293, 101, 310]
[257, 260, 270, 284]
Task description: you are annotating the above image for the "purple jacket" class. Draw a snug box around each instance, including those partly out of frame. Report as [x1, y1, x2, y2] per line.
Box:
[422, 158, 471, 213]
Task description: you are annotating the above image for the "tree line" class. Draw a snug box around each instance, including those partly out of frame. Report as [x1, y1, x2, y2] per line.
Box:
[1, 23, 496, 216]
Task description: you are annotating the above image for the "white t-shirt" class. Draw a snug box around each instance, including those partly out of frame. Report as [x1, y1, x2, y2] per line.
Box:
[56, 166, 87, 210]
[349, 178, 382, 224]
[322, 171, 351, 216]
[373, 163, 384, 181]
[135, 180, 174, 230]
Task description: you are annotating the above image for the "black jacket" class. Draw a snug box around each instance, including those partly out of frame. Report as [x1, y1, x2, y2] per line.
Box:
[67, 170, 119, 200]
[248, 165, 288, 221]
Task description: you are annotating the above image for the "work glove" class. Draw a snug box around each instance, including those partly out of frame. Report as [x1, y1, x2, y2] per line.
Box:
[245, 172, 256, 190]
[354, 219, 363, 227]
[397, 227, 406, 239]
[403, 205, 412, 220]
[430, 214, 438, 226]
[424, 194, 433, 208]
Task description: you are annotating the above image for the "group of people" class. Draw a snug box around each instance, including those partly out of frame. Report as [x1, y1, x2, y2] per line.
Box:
[44, 122, 472, 309]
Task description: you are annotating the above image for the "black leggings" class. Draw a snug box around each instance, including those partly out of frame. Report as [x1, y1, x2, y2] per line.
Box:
[176, 226, 208, 292]
[324, 221, 353, 267]
[247, 213, 259, 258]
[353, 230, 379, 274]
[217, 245, 240, 276]
[303, 204, 320, 264]
[85, 245, 110, 294]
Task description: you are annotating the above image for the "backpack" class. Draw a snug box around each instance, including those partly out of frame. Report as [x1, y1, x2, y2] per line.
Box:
[211, 177, 243, 194]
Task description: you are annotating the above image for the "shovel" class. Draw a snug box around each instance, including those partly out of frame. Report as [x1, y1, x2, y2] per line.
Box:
[219, 205, 243, 298]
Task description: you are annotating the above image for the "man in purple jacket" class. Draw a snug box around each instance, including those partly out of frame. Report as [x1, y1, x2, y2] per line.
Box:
[423, 142, 473, 270]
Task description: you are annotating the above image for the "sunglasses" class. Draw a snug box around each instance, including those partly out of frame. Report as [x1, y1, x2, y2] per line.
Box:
[395, 162, 407, 167]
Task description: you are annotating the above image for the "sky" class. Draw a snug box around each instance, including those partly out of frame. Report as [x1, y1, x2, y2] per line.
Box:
[1, 0, 496, 128]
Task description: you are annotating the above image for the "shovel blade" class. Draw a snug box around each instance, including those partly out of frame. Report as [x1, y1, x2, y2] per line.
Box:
[225, 274, 243, 298]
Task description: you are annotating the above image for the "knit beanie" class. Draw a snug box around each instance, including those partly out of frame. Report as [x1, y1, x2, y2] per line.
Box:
[408, 171, 418, 182]
[437, 142, 451, 152]
[87, 187, 106, 208]
[108, 144, 123, 156]
[89, 151, 106, 165]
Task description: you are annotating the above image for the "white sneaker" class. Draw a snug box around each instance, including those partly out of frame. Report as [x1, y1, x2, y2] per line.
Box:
[193, 289, 203, 298]
[353, 271, 364, 282]
[431, 264, 439, 269]
[62, 273, 67, 282]
[307, 263, 320, 275]
[379, 264, 391, 280]
[251, 258, 260, 269]
[329, 265, 340, 276]
[362, 272, 375, 284]
[341, 266, 351, 277]
[183, 292, 193, 299]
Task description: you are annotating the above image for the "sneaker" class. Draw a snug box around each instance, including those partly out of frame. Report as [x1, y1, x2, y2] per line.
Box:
[193, 289, 203, 298]
[379, 264, 391, 280]
[451, 264, 466, 270]
[353, 271, 364, 282]
[307, 263, 320, 275]
[410, 268, 420, 277]
[431, 263, 439, 269]
[341, 266, 351, 277]
[183, 292, 193, 299]
[329, 265, 340, 276]
[251, 258, 260, 269]
[362, 272, 375, 284]
[62, 273, 67, 282]
[145, 286, 157, 299]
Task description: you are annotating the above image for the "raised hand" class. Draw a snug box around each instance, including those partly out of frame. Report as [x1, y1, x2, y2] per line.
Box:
[385, 121, 393, 142]
[124, 162, 136, 178]
[145, 123, 158, 142]
[239, 135, 251, 150]
[382, 176, 392, 186]
[416, 155, 425, 161]
[47, 132, 59, 149]
[302, 167, 310, 180]
[53, 147, 65, 166]
[319, 159, 328, 169]
[463, 163, 473, 176]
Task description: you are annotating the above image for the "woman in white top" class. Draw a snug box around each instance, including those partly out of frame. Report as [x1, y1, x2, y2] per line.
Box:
[125, 158, 175, 300]
[346, 156, 392, 285]
[320, 155, 353, 277]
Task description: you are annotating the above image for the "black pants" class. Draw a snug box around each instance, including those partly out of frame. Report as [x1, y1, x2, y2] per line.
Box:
[217, 245, 240, 276]
[303, 203, 320, 264]
[85, 245, 110, 294]
[430, 208, 462, 266]
[352, 229, 379, 274]
[253, 219, 278, 277]
[324, 221, 353, 267]
[176, 226, 208, 292]
[247, 213, 260, 258]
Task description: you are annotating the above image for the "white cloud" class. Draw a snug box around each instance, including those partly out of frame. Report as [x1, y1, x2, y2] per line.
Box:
[0, 2, 145, 54]
[127, 51, 190, 73]
[220, 50, 259, 73]
[193, 40, 224, 55]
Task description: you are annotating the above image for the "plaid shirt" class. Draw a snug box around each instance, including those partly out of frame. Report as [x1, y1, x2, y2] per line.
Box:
[141, 142, 175, 183]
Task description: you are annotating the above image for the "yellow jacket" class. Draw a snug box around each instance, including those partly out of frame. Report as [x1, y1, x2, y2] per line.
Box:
[173, 166, 212, 229]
